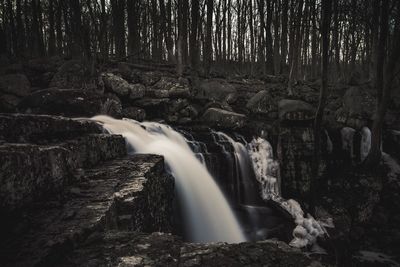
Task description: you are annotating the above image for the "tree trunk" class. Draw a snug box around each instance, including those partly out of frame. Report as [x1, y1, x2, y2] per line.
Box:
[127, 0, 141, 61]
[287, 0, 304, 95]
[204, 0, 213, 75]
[258, 0, 266, 74]
[48, 0, 56, 56]
[111, 0, 126, 59]
[159, 0, 174, 62]
[311, 0, 331, 212]
[265, 0, 274, 74]
[273, 0, 281, 75]
[280, 0, 289, 73]
[190, 0, 200, 72]
[367, 0, 400, 166]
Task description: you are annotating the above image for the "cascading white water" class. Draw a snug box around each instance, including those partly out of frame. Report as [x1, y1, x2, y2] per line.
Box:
[246, 137, 332, 249]
[360, 127, 372, 162]
[247, 137, 281, 199]
[91, 115, 246, 243]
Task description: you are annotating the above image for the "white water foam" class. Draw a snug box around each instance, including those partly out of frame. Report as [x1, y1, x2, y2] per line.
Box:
[247, 137, 332, 249]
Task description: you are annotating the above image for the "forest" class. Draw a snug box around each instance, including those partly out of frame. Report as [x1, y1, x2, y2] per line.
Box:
[1, 0, 400, 266]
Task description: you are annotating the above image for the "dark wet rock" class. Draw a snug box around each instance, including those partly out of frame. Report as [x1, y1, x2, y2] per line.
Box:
[0, 73, 31, 97]
[0, 113, 101, 143]
[246, 90, 277, 115]
[49, 60, 100, 93]
[0, 134, 126, 211]
[0, 154, 174, 267]
[147, 76, 191, 98]
[335, 87, 375, 130]
[18, 88, 114, 117]
[122, 107, 146, 121]
[56, 231, 318, 267]
[278, 99, 315, 122]
[102, 73, 145, 99]
[202, 108, 246, 129]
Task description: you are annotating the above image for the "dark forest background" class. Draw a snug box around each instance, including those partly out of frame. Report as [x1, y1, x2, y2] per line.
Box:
[0, 0, 399, 79]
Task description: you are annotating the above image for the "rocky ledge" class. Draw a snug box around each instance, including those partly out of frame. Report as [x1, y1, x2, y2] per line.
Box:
[57, 231, 319, 267]
[0, 155, 174, 267]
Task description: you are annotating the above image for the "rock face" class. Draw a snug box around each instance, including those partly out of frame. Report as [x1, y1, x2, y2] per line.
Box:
[202, 108, 246, 129]
[0, 113, 127, 211]
[56, 232, 317, 267]
[0, 113, 101, 143]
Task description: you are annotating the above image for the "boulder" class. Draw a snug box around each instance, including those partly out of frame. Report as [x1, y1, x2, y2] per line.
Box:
[202, 108, 246, 129]
[278, 99, 315, 121]
[19, 88, 112, 117]
[122, 107, 146, 121]
[0, 73, 31, 97]
[50, 60, 100, 93]
[101, 73, 145, 99]
[246, 90, 276, 115]
[147, 76, 190, 98]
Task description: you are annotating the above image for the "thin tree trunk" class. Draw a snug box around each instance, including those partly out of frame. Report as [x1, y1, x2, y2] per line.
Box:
[204, 0, 213, 75]
[311, 0, 331, 212]
[280, 0, 289, 73]
[287, 0, 304, 95]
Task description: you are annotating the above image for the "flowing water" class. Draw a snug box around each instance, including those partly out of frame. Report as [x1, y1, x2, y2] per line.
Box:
[91, 115, 245, 243]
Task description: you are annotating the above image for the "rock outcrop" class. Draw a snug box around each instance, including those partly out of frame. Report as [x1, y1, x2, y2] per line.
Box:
[202, 108, 246, 129]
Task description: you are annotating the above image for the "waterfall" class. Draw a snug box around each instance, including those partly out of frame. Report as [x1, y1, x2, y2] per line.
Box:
[91, 115, 246, 243]
[212, 132, 258, 205]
